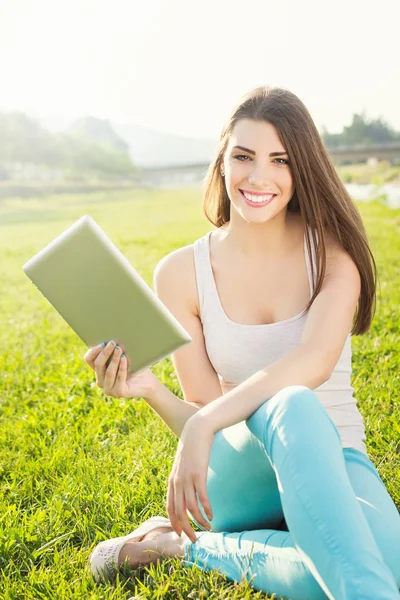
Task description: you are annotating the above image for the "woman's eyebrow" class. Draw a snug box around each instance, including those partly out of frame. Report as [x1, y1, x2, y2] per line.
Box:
[232, 145, 288, 157]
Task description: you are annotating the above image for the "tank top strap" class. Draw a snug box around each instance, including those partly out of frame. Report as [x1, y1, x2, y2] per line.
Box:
[304, 224, 319, 297]
[192, 231, 218, 321]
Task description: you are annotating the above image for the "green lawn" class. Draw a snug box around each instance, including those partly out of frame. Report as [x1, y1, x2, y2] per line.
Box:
[0, 188, 399, 599]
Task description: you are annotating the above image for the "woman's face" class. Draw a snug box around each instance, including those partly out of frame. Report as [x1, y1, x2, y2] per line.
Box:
[222, 119, 295, 223]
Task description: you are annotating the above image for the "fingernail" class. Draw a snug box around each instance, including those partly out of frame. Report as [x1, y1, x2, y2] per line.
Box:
[110, 340, 115, 345]
[101, 343, 105, 348]
[121, 353, 125, 358]
[115, 345, 120, 350]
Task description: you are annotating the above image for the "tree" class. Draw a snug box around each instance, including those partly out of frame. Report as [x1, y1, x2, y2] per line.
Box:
[322, 112, 400, 148]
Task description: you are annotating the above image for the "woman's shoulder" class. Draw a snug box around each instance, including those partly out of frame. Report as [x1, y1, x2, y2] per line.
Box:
[312, 227, 360, 293]
[298, 217, 357, 286]
[302, 216, 351, 265]
[153, 242, 201, 317]
[156, 236, 204, 270]
[323, 229, 353, 266]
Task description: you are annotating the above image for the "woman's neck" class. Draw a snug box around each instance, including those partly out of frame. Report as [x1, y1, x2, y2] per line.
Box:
[219, 212, 303, 264]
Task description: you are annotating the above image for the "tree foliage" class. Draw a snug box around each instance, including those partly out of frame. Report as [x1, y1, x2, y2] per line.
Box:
[322, 111, 400, 149]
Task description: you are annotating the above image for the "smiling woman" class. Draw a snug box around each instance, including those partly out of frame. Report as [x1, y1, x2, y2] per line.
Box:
[221, 120, 296, 222]
[88, 86, 400, 600]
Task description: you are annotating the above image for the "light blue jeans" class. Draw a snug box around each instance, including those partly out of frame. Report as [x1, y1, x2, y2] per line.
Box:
[182, 386, 400, 599]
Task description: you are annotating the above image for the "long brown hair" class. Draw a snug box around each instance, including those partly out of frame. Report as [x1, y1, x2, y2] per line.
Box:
[202, 86, 377, 335]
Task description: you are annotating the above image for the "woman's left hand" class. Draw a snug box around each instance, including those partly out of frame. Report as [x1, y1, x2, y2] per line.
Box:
[166, 414, 214, 543]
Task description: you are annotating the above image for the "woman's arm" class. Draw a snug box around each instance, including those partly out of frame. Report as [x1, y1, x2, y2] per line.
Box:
[145, 379, 201, 437]
[149, 247, 224, 437]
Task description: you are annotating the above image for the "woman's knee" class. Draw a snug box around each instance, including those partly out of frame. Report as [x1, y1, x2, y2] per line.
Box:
[248, 385, 339, 457]
[268, 385, 317, 412]
[252, 385, 316, 418]
[247, 385, 316, 434]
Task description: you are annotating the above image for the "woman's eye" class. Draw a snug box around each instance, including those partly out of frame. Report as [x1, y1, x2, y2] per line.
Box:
[233, 155, 289, 165]
[233, 154, 250, 161]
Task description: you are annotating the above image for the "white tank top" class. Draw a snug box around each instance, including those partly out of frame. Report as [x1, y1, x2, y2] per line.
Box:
[193, 226, 368, 456]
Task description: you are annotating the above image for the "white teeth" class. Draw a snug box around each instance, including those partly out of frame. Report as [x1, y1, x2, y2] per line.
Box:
[242, 191, 275, 203]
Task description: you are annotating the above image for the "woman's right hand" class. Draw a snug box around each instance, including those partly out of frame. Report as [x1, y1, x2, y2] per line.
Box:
[84, 340, 159, 400]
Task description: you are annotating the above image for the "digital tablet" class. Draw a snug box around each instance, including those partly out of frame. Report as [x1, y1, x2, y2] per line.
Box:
[22, 215, 192, 376]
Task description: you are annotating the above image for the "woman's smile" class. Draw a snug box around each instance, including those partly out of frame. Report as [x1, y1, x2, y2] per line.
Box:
[240, 189, 277, 207]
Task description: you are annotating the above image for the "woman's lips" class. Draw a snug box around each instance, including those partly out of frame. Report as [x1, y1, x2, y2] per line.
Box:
[240, 190, 276, 207]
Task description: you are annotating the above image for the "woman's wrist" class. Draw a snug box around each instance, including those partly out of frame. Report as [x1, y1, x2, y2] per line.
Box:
[140, 375, 200, 438]
[186, 408, 217, 435]
[144, 373, 165, 402]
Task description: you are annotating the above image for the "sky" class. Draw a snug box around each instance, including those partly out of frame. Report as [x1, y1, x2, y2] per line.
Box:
[0, 0, 399, 140]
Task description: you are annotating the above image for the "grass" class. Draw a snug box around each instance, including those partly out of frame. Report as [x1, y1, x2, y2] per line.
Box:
[0, 187, 399, 599]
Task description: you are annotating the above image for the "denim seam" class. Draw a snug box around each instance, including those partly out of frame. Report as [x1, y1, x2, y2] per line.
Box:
[263, 411, 364, 599]
[184, 535, 311, 580]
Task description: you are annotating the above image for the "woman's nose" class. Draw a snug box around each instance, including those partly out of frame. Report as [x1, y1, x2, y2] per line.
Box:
[248, 170, 273, 187]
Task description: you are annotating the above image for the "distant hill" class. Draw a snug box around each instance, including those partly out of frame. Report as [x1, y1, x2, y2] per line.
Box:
[41, 116, 218, 169]
[70, 117, 130, 154]
[0, 112, 135, 180]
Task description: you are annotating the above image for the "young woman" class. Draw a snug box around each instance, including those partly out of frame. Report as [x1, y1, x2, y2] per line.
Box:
[86, 87, 400, 599]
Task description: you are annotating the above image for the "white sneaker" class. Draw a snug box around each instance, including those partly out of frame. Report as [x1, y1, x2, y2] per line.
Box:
[89, 516, 172, 582]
